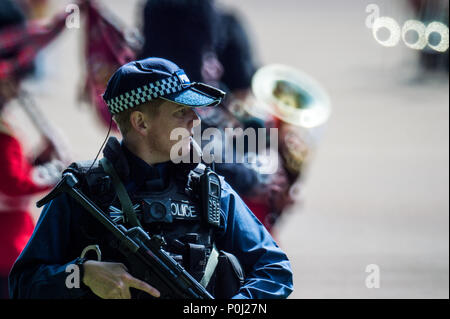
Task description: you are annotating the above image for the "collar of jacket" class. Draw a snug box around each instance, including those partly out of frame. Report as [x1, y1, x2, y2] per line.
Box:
[102, 136, 169, 190]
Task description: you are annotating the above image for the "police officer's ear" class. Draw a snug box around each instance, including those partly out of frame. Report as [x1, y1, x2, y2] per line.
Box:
[129, 110, 150, 136]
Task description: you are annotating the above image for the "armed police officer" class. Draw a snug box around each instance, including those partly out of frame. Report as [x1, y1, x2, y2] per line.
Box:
[9, 58, 293, 299]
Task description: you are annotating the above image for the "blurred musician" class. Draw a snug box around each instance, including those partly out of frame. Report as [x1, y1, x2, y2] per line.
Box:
[140, 0, 296, 233]
[0, 0, 64, 298]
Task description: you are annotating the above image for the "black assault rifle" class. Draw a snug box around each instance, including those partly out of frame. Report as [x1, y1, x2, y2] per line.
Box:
[37, 172, 214, 299]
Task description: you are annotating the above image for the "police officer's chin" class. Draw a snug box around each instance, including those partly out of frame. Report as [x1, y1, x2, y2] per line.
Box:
[183, 136, 194, 157]
[184, 135, 193, 147]
[169, 136, 201, 166]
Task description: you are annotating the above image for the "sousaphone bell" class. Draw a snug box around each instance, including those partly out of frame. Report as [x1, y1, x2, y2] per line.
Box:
[248, 64, 331, 178]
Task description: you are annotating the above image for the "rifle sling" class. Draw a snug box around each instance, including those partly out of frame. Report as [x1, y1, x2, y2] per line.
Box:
[99, 157, 141, 228]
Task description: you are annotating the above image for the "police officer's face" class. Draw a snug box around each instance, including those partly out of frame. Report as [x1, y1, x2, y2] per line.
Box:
[146, 100, 200, 160]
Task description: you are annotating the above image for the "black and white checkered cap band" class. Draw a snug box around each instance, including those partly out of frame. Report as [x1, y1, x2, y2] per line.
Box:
[105, 74, 185, 115]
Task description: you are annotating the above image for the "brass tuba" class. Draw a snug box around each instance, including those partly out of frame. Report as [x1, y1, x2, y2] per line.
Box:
[247, 64, 331, 178]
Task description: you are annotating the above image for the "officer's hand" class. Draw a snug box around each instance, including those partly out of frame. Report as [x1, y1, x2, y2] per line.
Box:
[82, 260, 161, 299]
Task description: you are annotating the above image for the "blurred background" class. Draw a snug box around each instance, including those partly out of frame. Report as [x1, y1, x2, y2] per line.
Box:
[1, 0, 448, 298]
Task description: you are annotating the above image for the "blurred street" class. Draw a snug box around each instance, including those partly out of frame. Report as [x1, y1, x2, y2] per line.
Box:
[6, 0, 448, 298]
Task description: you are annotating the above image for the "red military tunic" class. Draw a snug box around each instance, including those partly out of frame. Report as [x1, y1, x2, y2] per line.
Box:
[0, 120, 51, 277]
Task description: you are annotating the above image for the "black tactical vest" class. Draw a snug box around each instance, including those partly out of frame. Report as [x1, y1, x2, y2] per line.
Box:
[66, 137, 240, 297]
[127, 170, 217, 282]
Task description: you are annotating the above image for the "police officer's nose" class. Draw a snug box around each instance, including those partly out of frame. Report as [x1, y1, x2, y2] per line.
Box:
[190, 108, 200, 122]
[187, 109, 200, 125]
[186, 109, 199, 134]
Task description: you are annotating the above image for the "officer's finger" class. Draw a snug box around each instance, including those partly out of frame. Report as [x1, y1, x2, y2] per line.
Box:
[125, 275, 161, 298]
[121, 288, 131, 299]
[116, 262, 129, 272]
